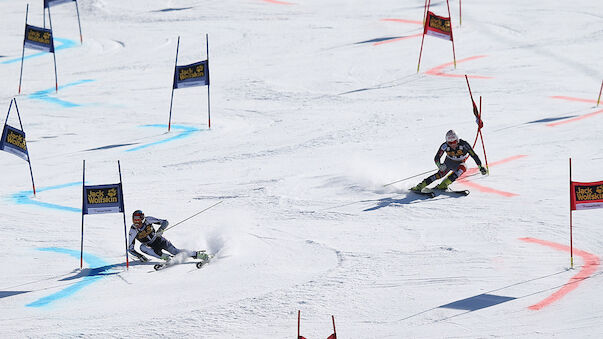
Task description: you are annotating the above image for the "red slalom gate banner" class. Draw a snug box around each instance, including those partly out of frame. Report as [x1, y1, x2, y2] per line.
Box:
[424, 11, 452, 41]
[570, 180, 603, 211]
[417, 0, 457, 72]
[568, 158, 603, 268]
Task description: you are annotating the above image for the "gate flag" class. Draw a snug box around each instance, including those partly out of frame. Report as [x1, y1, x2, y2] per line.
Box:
[80, 160, 130, 269]
[424, 11, 452, 41]
[44, 0, 76, 7]
[24, 24, 55, 53]
[417, 0, 456, 72]
[19, 4, 59, 93]
[570, 180, 603, 210]
[174, 60, 209, 89]
[82, 183, 125, 215]
[168, 34, 212, 131]
[0, 124, 29, 161]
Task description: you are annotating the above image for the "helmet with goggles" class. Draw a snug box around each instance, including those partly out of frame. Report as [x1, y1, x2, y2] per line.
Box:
[132, 210, 145, 226]
[445, 130, 459, 147]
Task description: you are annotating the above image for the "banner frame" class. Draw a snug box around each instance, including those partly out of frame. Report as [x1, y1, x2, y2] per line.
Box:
[168, 36, 180, 132]
[168, 35, 211, 131]
[2, 98, 36, 196]
[44, 0, 83, 43]
[569, 158, 574, 268]
[417, 0, 456, 72]
[80, 160, 129, 270]
[19, 4, 58, 94]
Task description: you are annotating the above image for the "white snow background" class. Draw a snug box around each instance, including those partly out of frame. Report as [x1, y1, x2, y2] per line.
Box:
[1, 0, 602, 338]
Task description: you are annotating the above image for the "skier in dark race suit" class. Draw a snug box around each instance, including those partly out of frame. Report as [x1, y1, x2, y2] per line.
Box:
[128, 210, 208, 262]
[411, 130, 487, 191]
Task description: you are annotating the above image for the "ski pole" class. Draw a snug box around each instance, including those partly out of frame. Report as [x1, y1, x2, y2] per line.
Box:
[383, 169, 437, 187]
[164, 200, 223, 232]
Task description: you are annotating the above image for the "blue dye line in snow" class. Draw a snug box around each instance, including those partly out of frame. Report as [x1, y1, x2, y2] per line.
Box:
[8, 126, 199, 212]
[125, 124, 200, 152]
[1, 37, 77, 65]
[28, 79, 95, 107]
[10, 181, 81, 213]
[27, 247, 116, 308]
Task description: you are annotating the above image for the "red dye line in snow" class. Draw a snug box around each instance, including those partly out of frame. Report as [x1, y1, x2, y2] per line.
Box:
[460, 181, 518, 197]
[550, 96, 598, 104]
[373, 33, 422, 46]
[380, 18, 423, 25]
[425, 55, 492, 79]
[457, 155, 527, 196]
[263, 0, 294, 4]
[546, 109, 603, 127]
[519, 237, 600, 311]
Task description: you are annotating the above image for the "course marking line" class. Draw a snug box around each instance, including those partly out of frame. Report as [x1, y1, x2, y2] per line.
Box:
[457, 155, 526, 196]
[262, 0, 294, 4]
[26, 247, 117, 308]
[10, 181, 81, 213]
[1, 37, 77, 65]
[425, 55, 492, 79]
[125, 124, 200, 152]
[550, 96, 598, 104]
[381, 18, 422, 25]
[519, 237, 600, 310]
[7, 126, 200, 212]
[27, 79, 95, 107]
[546, 109, 603, 127]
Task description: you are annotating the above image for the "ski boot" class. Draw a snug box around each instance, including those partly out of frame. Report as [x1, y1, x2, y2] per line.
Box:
[160, 253, 172, 262]
[195, 250, 209, 261]
[410, 180, 428, 192]
[435, 178, 453, 190]
[195, 251, 210, 269]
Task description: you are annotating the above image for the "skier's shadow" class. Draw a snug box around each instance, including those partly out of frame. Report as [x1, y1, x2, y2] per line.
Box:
[363, 193, 444, 211]
[59, 261, 152, 281]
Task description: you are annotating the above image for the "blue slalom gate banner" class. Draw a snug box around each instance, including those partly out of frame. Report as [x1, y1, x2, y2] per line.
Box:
[168, 34, 211, 132]
[2, 98, 36, 195]
[174, 60, 209, 88]
[0, 125, 29, 161]
[24, 24, 55, 53]
[19, 4, 59, 93]
[44, 0, 77, 8]
[168, 34, 212, 131]
[82, 183, 124, 215]
[80, 160, 130, 269]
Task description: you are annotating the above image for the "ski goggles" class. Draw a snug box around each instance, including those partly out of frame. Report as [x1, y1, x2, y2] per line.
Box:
[133, 216, 145, 224]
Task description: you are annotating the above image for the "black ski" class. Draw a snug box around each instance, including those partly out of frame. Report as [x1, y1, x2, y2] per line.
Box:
[153, 254, 213, 271]
[433, 188, 470, 196]
[411, 189, 436, 198]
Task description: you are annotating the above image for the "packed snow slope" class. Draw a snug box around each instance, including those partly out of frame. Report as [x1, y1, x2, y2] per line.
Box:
[1, 0, 602, 338]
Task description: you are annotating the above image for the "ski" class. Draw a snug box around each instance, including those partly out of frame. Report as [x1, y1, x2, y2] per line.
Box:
[411, 189, 436, 198]
[432, 188, 470, 196]
[153, 254, 214, 271]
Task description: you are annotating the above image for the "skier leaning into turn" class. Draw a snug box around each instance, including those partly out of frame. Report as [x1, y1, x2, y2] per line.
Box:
[411, 130, 487, 191]
[128, 210, 208, 262]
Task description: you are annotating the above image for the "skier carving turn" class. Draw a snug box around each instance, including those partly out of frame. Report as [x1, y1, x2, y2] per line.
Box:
[411, 130, 487, 192]
[128, 210, 208, 264]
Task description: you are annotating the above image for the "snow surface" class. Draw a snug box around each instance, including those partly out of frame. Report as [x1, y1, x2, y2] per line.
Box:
[1, 0, 603, 337]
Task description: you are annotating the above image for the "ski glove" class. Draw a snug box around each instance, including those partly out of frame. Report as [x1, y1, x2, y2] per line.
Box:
[437, 163, 447, 172]
[479, 166, 487, 175]
[156, 221, 169, 237]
